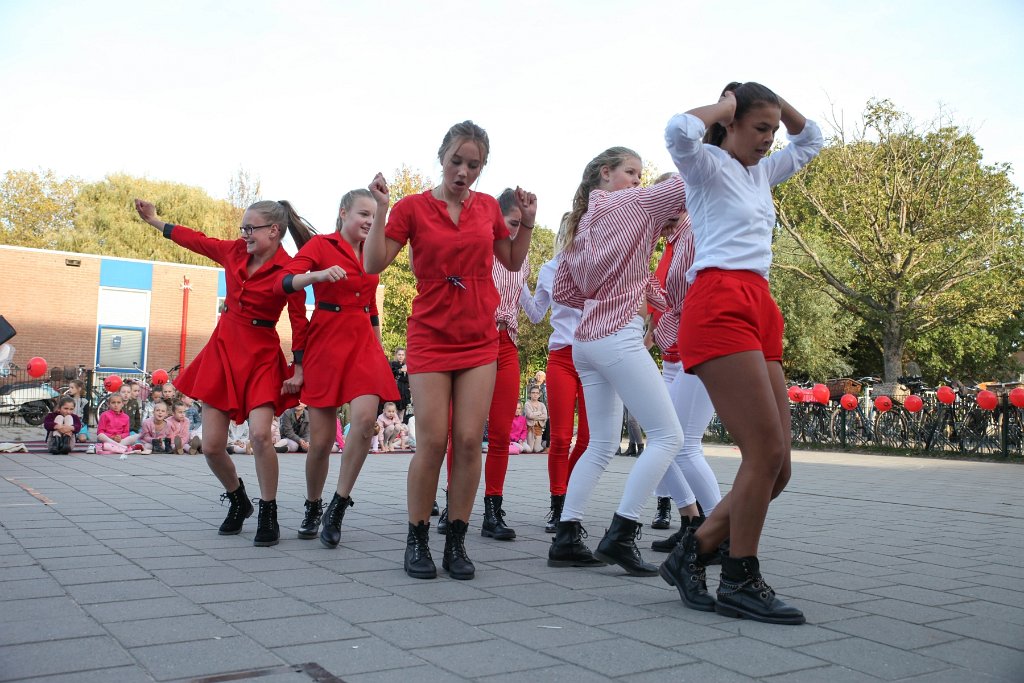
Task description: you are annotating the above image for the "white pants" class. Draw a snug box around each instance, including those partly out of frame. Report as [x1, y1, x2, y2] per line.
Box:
[653, 360, 722, 515]
[562, 317, 683, 522]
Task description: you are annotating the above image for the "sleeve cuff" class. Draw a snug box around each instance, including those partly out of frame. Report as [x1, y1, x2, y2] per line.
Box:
[787, 118, 822, 143]
[281, 273, 296, 294]
[292, 350, 304, 365]
[162, 223, 176, 238]
[370, 315, 380, 326]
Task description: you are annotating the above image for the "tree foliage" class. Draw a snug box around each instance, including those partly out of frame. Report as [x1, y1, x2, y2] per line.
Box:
[774, 100, 1024, 381]
[0, 169, 80, 249]
[516, 226, 556, 383]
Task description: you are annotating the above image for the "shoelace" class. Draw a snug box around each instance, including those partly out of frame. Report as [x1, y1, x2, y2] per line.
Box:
[326, 498, 351, 526]
[302, 501, 323, 526]
[219, 491, 244, 518]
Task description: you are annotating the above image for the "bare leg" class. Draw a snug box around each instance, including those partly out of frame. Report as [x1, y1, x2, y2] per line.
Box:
[407, 372, 454, 523]
[305, 407, 337, 501]
[200, 405, 240, 489]
[448, 364, 496, 521]
[247, 405, 279, 500]
[335, 394, 379, 497]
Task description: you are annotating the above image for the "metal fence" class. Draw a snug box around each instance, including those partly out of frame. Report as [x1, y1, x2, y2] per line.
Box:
[0, 365, 153, 428]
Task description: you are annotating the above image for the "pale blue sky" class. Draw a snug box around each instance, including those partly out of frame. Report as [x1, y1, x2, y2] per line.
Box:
[1, 0, 1021, 239]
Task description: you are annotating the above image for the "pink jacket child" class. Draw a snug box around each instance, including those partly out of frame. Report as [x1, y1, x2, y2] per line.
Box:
[509, 413, 529, 454]
[335, 418, 346, 452]
[139, 403, 177, 453]
[96, 395, 142, 454]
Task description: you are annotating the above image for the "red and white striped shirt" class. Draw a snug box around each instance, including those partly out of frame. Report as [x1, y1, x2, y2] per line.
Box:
[653, 218, 695, 354]
[649, 218, 689, 362]
[553, 175, 687, 342]
[493, 255, 529, 345]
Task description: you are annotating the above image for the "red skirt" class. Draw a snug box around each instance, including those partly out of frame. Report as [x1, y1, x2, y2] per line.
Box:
[300, 308, 399, 408]
[175, 312, 298, 423]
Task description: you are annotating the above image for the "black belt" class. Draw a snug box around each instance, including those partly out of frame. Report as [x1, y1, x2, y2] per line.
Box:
[224, 304, 275, 328]
[318, 302, 370, 313]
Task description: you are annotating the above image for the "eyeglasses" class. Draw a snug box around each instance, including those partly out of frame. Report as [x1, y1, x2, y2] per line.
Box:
[239, 224, 275, 237]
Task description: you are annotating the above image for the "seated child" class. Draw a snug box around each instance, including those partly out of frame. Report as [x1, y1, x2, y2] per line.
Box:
[509, 401, 530, 454]
[277, 403, 310, 452]
[139, 401, 174, 453]
[227, 420, 251, 454]
[181, 395, 203, 454]
[334, 417, 345, 453]
[376, 402, 409, 452]
[96, 394, 143, 454]
[524, 386, 548, 454]
[44, 396, 82, 454]
[66, 380, 90, 443]
[167, 401, 191, 454]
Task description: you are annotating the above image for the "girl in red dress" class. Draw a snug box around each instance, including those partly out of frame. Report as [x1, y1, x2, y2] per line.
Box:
[278, 181, 400, 549]
[134, 199, 312, 547]
[364, 121, 534, 581]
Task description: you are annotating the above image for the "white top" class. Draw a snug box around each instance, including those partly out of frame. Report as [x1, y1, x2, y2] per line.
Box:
[664, 113, 823, 283]
[520, 255, 581, 351]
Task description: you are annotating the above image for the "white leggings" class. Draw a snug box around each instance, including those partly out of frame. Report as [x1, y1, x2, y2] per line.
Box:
[562, 317, 683, 523]
[654, 360, 722, 515]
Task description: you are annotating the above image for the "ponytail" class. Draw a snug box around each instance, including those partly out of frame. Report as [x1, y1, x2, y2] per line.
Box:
[248, 199, 318, 249]
[558, 147, 640, 252]
[704, 81, 780, 147]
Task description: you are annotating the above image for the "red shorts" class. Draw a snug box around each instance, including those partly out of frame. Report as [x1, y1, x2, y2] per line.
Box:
[678, 268, 784, 371]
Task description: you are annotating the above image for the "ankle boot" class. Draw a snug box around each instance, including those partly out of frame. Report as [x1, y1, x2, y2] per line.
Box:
[319, 492, 354, 548]
[436, 489, 449, 536]
[405, 521, 436, 579]
[253, 499, 280, 547]
[162, 437, 173, 453]
[545, 494, 565, 534]
[481, 495, 516, 540]
[652, 514, 703, 553]
[431, 500, 440, 516]
[297, 498, 323, 539]
[189, 435, 201, 455]
[547, 520, 606, 567]
[635, 442, 644, 456]
[442, 519, 475, 580]
[151, 438, 165, 454]
[218, 479, 254, 535]
[651, 497, 673, 530]
[716, 555, 805, 624]
[659, 526, 717, 611]
[623, 442, 637, 456]
[595, 514, 658, 576]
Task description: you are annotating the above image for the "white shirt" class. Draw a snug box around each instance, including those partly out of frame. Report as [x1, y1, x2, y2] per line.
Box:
[520, 255, 581, 351]
[664, 113, 823, 283]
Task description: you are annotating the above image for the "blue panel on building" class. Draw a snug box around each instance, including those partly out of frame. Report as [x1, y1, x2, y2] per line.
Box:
[217, 271, 227, 297]
[305, 286, 314, 305]
[100, 259, 153, 290]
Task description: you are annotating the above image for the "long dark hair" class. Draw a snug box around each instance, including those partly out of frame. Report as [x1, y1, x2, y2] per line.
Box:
[704, 81, 780, 147]
[249, 200, 318, 249]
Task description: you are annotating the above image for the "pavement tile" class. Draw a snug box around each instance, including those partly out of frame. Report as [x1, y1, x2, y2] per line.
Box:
[105, 613, 240, 647]
[414, 639, 561, 678]
[796, 636, 950, 680]
[600, 615, 731, 647]
[13, 666, 157, 683]
[82, 596, 205, 623]
[537, 598, 654, 626]
[486, 664, 615, 682]
[822, 615, 961, 649]
[480, 617, 615, 649]
[711, 619, 848, 647]
[430, 596, 548, 625]
[233, 613, 367, 647]
[914, 638, 1024, 681]
[321, 594, 439, 623]
[174, 581, 285, 603]
[0, 636, 134, 681]
[618, 661, 758, 682]
[0, 615, 106, 646]
[851, 598, 969, 624]
[547, 636, 696, 676]
[928, 615, 1024, 651]
[64, 578, 175, 604]
[761, 664, 884, 682]
[0, 577, 67, 600]
[130, 635, 284, 681]
[205, 596, 326, 622]
[47, 564, 154, 585]
[677, 636, 826, 677]
[272, 637, 423, 676]
[363, 615, 492, 649]
[343, 664, 471, 683]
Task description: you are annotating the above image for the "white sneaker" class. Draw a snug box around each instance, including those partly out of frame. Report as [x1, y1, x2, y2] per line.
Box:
[86, 445, 96, 454]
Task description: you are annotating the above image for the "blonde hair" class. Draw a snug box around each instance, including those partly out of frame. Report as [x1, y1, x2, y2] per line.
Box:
[248, 200, 318, 249]
[557, 147, 640, 252]
[335, 189, 374, 232]
[438, 120, 490, 166]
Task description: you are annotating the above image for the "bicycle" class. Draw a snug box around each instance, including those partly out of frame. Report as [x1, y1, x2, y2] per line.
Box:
[828, 377, 878, 447]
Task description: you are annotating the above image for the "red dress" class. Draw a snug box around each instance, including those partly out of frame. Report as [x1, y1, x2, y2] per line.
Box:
[278, 233, 399, 408]
[385, 190, 510, 373]
[164, 225, 308, 422]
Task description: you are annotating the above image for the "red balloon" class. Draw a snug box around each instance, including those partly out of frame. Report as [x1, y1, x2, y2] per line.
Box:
[26, 357, 48, 378]
[104, 375, 123, 393]
[936, 386, 956, 405]
[788, 386, 802, 402]
[904, 394, 924, 413]
[840, 393, 859, 411]
[976, 390, 998, 411]
[874, 395, 892, 413]
[152, 369, 169, 385]
[1010, 387, 1024, 409]
[812, 383, 830, 404]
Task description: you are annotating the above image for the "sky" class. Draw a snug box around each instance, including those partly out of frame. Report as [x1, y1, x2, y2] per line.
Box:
[1, 0, 1022, 241]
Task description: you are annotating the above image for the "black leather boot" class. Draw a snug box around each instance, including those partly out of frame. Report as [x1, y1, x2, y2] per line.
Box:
[297, 498, 323, 539]
[432, 500, 440, 516]
[594, 514, 658, 576]
[319, 492, 354, 548]
[253, 499, 280, 547]
[659, 526, 717, 611]
[163, 437, 174, 453]
[652, 515, 702, 553]
[547, 520, 606, 567]
[651, 497, 673, 529]
[218, 479, 254, 535]
[151, 438, 165, 454]
[442, 519, 476, 580]
[405, 521, 436, 579]
[635, 442, 644, 457]
[716, 555, 805, 624]
[481, 495, 516, 540]
[545, 494, 565, 534]
[623, 443, 637, 456]
[436, 489, 449, 536]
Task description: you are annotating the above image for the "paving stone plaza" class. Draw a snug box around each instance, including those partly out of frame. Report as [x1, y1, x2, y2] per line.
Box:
[1, 445, 1022, 682]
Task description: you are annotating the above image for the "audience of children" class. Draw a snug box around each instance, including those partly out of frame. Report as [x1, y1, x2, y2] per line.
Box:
[44, 396, 82, 454]
[226, 420, 251, 455]
[376, 401, 411, 452]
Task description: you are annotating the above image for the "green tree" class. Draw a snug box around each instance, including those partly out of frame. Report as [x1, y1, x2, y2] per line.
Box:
[774, 100, 1024, 381]
[0, 169, 80, 249]
[517, 225, 556, 383]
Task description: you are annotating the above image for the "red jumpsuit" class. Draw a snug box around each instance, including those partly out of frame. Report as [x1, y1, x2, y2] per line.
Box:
[384, 190, 510, 373]
[278, 233, 399, 408]
[164, 225, 307, 422]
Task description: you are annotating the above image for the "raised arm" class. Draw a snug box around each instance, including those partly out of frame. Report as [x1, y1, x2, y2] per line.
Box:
[363, 173, 403, 274]
[494, 187, 536, 272]
[134, 198, 233, 264]
[520, 259, 555, 323]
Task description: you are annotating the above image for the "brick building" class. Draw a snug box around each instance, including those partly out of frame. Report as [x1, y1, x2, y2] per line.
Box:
[0, 245, 384, 374]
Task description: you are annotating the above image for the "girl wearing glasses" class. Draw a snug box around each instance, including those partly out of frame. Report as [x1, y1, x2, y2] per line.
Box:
[364, 121, 534, 581]
[276, 181, 399, 550]
[134, 198, 313, 547]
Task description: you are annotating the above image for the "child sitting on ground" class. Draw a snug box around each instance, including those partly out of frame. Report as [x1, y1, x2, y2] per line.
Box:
[96, 394, 143, 454]
[181, 395, 203, 454]
[376, 402, 410, 452]
[509, 401, 530, 454]
[123, 380, 143, 433]
[139, 401, 174, 453]
[227, 420, 251, 454]
[524, 386, 548, 454]
[66, 380, 90, 443]
[167, 400, 191, 454]
[44, 396, 82, 454]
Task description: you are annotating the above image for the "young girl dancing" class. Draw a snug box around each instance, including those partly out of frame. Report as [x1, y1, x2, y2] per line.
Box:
[659, 82, 822, 624]
[550, 148, 687, 575]
[135, 198, 311, 547]
[278, 183, 400, 549]
[364, 121, 534, 580]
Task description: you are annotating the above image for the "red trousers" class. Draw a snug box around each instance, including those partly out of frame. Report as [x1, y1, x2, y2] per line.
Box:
[483, 332, 521, 496]
[546, 345, 589, 495]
